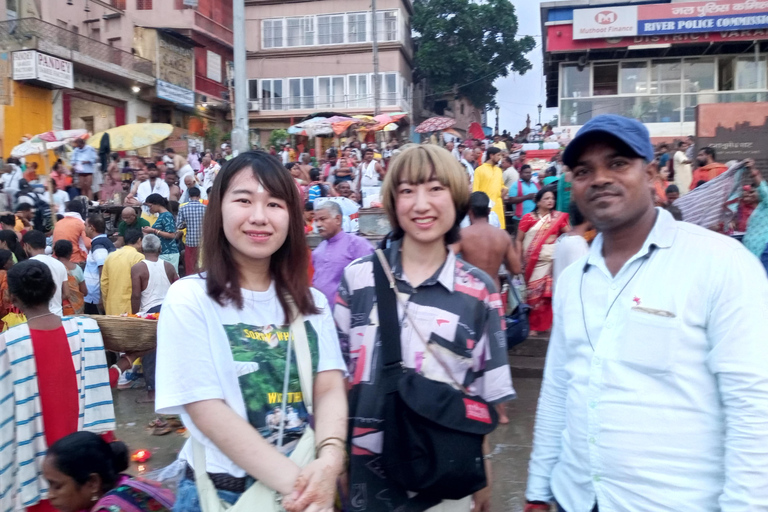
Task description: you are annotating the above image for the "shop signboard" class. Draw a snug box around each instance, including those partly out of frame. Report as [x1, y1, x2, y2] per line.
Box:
[573, 0, 768, 40]
[157, 33, 194, 92]
[157, 79, 194, 108]
[696, 103, 768, 171]
[548, 23, 768, 51]
[12, 50, 73, 88]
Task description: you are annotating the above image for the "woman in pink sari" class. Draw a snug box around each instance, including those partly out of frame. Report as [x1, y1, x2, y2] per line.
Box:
[515, 188, 569, 334]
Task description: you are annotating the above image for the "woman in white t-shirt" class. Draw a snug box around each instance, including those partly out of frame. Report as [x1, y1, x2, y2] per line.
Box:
[155, 151, 348, 512]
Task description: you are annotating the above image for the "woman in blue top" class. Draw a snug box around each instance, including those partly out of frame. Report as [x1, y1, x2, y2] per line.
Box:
[143, 194, 180, 272]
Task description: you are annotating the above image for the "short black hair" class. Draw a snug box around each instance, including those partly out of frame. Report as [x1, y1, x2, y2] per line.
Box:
[520, 164, 532, 172]
[569, 201, 586, 226]
[677, 140, 686, 148]
[284, 163, 296, 171]
[65, 200, 85, 218]
[110, 152, 119, 161]
[666, 184, 680, 195]
[124, 228, 143, 246]
[363, 148, 374, 156]
[701, 146, 716, 160]
[53, 239, 73, 259]
[188, 187, 201, 198]
[164, 147, 175, 154]
[7, 260, 55, 308]
[21, 230, 46, 249]
[15, 203, 32, 213]
[469, 191, 490, 219]
[86, 213, 106, 234]
[304, 201, 314, 212]
[309, 168, 320, 181]
[146, 163, 157, 171]
[486, 147, 502, 157]
[0, 213, 15, 226]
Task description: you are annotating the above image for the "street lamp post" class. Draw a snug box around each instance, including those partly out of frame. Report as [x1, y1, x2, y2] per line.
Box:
[537, 104, 543, 125]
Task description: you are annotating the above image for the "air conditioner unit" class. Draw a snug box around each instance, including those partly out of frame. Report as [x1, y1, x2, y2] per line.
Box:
[248, 101, 260, 111]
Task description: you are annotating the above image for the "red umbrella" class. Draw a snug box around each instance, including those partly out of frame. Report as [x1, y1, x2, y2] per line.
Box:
[415, 116, 456, 134]
[467, 122, 485, 140]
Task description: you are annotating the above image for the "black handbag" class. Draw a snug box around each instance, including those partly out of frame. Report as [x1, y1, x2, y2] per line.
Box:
[373, 250, 498, 507]
[506, 278, 531, 349]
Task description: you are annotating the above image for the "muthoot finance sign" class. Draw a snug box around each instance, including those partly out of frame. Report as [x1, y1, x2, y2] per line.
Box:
[12, 50, 73, 89]
[573, 6, 639, 40]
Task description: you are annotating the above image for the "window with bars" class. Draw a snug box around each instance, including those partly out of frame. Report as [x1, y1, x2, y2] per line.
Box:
[348, 13, 367, 43]
[375, 11, 398, 42]
[286, 17, 314, 47]
[348, 74, 369, 107]
[317, 15, 344, 45]
[263, 19, 284, 49]
[136, 0, 152, 10]
[261, 79, 284, 110]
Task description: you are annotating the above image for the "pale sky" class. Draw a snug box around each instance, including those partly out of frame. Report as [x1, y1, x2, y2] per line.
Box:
[488, 0, 559, 134]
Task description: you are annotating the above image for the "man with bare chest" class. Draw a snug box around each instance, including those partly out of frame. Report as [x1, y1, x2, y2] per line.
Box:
[452, 192, 521, 424]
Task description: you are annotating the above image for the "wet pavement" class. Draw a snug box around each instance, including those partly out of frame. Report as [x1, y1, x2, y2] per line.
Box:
[112, 377, 543, 510]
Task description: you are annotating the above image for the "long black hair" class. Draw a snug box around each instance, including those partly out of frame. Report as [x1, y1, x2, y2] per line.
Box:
[47, 431, 129, 492]
[0, 230, 24, 262]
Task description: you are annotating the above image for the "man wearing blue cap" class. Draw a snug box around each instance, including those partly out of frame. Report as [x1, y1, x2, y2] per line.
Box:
[524, 115, 768, 512]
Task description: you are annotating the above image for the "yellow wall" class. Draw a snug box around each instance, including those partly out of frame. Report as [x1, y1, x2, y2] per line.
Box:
[3, 81, 53, 167]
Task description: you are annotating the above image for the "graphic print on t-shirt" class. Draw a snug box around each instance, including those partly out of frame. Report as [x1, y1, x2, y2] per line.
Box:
[224, 321, 318, 454]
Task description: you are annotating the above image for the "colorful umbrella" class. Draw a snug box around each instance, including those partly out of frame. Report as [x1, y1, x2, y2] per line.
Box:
[87, 123, 173, 151]
[332, 120, 358, 135]
[382, 123, 400, 132]
[415, 116, 456, 134]
[467, 122, 485, 140]
[443, 128, 462, 138]
[10, 129, 88, 158]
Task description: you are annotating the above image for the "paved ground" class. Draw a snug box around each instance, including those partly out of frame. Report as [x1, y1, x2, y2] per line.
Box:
[113, 377, 543, 510]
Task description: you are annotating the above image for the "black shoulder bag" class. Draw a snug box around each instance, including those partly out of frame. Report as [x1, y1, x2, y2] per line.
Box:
[374, 249, 498, 508]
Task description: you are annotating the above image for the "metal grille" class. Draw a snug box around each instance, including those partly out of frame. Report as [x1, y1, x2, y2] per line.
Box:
[0, 18, 154, 77]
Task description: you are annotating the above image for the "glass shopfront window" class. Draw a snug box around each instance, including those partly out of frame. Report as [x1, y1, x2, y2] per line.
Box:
[560, 55, 766, 125]
[562, 64, 589, 98]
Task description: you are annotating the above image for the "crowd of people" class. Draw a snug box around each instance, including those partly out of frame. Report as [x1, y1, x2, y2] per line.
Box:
[0, 114, 765, 512]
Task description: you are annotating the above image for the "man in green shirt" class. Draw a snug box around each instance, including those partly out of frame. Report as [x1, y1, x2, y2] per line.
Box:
[115, 207, 149, 247]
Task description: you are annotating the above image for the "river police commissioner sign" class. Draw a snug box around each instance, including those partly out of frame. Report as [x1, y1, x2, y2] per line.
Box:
[573, 0, 768, 40]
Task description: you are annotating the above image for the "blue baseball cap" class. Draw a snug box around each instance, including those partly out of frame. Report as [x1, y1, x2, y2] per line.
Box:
[562, 115, 655, 168]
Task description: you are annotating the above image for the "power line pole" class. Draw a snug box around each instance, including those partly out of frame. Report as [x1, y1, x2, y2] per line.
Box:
[372, 0, 380, 115]
[232, 0, 249, 153]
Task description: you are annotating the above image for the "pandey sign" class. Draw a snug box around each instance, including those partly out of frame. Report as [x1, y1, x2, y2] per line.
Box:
[12, 50, 73, 88]
[573, 0, 768, 39]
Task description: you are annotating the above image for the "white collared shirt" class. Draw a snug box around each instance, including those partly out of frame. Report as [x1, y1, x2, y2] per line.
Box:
[527, 208, 768, 512]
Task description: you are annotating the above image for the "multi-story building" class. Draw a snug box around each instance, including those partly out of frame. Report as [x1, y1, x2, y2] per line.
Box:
[540, 0, 768, 140]
[0, 0, 233, 160]
[244, 0, 414, 147]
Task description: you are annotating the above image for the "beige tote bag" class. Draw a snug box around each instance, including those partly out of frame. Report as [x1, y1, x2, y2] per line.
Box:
[192, 309, 315, 512]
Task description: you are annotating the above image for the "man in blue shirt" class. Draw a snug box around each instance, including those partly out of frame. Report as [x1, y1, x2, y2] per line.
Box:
[507, 165, 540, 233]
[71, 137, 98, 200]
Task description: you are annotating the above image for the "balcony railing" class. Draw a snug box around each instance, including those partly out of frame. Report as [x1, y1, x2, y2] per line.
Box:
[254, 94, 408, 112]
[195, 12, 233, 46]
[0, 18, 154, 78]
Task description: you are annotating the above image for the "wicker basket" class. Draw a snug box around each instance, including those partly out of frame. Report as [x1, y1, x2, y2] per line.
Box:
[85, 315, 157, 353]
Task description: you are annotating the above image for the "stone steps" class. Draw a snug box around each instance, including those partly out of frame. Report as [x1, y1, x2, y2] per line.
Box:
[508, 334, 549, 378]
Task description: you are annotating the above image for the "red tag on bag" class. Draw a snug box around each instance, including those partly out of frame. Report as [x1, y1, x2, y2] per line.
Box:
[463, 398, 492, 424]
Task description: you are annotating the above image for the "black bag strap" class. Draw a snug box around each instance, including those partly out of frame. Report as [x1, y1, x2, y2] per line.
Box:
[373, 250, 402, 367]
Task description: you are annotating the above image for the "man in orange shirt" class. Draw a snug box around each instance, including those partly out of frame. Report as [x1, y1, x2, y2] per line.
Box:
[691, 146, 728, 190]
[52, 200, 91, 264]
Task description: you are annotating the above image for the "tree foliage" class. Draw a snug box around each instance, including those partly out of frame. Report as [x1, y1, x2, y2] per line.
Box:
[412, 0, 536, 110]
